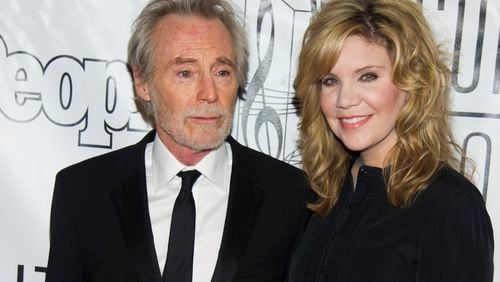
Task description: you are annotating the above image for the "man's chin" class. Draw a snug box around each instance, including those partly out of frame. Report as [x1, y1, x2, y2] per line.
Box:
[185, 138, 226, 152]
[185, 125, 232, 151]
[180, 130, 229, 152]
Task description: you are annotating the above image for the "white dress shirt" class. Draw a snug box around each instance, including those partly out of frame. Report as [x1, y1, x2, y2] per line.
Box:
[144, 134, 232, 282]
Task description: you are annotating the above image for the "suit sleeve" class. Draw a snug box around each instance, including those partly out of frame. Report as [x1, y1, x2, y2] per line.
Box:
[46, 172, 85, 282]
[417, 190, 494, 282]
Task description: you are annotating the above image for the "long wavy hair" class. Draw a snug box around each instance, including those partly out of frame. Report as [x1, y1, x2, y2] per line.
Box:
[295, 0, 468, 215]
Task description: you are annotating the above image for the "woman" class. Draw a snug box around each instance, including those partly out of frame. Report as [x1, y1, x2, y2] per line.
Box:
[290, 0, 494, 281]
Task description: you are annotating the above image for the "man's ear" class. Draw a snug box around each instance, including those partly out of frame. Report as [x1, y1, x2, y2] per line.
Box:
[132, 66, 151, 101]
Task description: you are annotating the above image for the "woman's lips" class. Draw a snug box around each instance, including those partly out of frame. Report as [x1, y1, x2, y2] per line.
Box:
[338, 115, 371, 129]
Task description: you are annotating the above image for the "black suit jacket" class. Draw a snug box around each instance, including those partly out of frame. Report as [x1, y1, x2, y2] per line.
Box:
[46, 131, 309, 282]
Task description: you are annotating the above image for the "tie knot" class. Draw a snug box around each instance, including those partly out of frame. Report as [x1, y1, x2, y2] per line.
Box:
[177, 170, 201, 192]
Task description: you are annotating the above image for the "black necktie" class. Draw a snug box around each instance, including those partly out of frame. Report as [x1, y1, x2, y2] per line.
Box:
[163, 170, 201, 282]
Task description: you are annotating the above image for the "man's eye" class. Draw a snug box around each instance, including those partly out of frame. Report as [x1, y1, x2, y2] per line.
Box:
[178, 70, 191, 78]
[320, 77, 339, 87]
[216, 70, 231, 77]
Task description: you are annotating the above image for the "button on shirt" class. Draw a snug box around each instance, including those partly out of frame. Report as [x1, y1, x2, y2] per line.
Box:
[144, 134, 232, 281]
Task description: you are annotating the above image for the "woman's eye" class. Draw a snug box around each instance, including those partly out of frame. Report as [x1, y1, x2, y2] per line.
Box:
[360, 73, 378, 81]
[320, 77, 339, 87]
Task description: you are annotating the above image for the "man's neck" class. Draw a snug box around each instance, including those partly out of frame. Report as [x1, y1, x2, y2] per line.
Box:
[172, 149, 211, 167]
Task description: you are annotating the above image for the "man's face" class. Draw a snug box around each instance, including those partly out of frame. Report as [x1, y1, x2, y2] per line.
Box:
[135, 14, 238, 154]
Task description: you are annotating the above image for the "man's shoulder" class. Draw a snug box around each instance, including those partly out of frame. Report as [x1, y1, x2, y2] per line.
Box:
[227, 136, 306, 188]
[229, 137, 301, 171]
[57, 135, 147, 181]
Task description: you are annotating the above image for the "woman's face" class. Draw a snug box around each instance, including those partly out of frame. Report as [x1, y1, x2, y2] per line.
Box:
[319, 35, 407, 167]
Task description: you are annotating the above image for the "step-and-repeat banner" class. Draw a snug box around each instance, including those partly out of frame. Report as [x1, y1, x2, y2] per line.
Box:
[1, 0, 498, 281]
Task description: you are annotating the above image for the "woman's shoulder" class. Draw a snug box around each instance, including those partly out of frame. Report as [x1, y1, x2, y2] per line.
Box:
[433, 166, 482, 194]
[416, 166, 486, 212]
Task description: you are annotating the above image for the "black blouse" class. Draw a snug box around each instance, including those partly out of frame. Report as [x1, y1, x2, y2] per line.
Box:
[288, 166, 494, 282]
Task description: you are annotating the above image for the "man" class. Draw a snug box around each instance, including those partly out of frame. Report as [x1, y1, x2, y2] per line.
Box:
[45, 0, 308, 281]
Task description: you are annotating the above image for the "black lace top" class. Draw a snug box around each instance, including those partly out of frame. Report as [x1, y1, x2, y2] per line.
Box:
[288, 165, 493, 282]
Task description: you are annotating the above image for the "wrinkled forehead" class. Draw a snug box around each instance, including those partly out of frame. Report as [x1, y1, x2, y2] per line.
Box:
[152, 14, 235, 63]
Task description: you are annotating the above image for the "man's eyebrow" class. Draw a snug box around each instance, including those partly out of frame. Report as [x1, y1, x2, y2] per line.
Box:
[216, 57, 235, 67]
[172, 57, 197, 65]
[169, 57, 235, 67]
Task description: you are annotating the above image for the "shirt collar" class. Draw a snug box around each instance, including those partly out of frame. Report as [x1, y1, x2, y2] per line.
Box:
[151, 133, 232, 193]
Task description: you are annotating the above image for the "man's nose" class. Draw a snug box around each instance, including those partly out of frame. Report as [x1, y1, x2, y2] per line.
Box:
[197, 73, 218, 103]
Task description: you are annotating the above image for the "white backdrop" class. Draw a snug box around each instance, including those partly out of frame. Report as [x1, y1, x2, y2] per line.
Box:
[0, 0, 498, 281]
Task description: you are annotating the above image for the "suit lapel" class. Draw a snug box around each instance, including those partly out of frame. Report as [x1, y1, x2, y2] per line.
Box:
[211, 138, 266, 282]
[109, 131, 162, 282]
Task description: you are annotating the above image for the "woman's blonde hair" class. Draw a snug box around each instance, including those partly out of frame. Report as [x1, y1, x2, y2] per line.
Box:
[295, 0, 467, 215]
